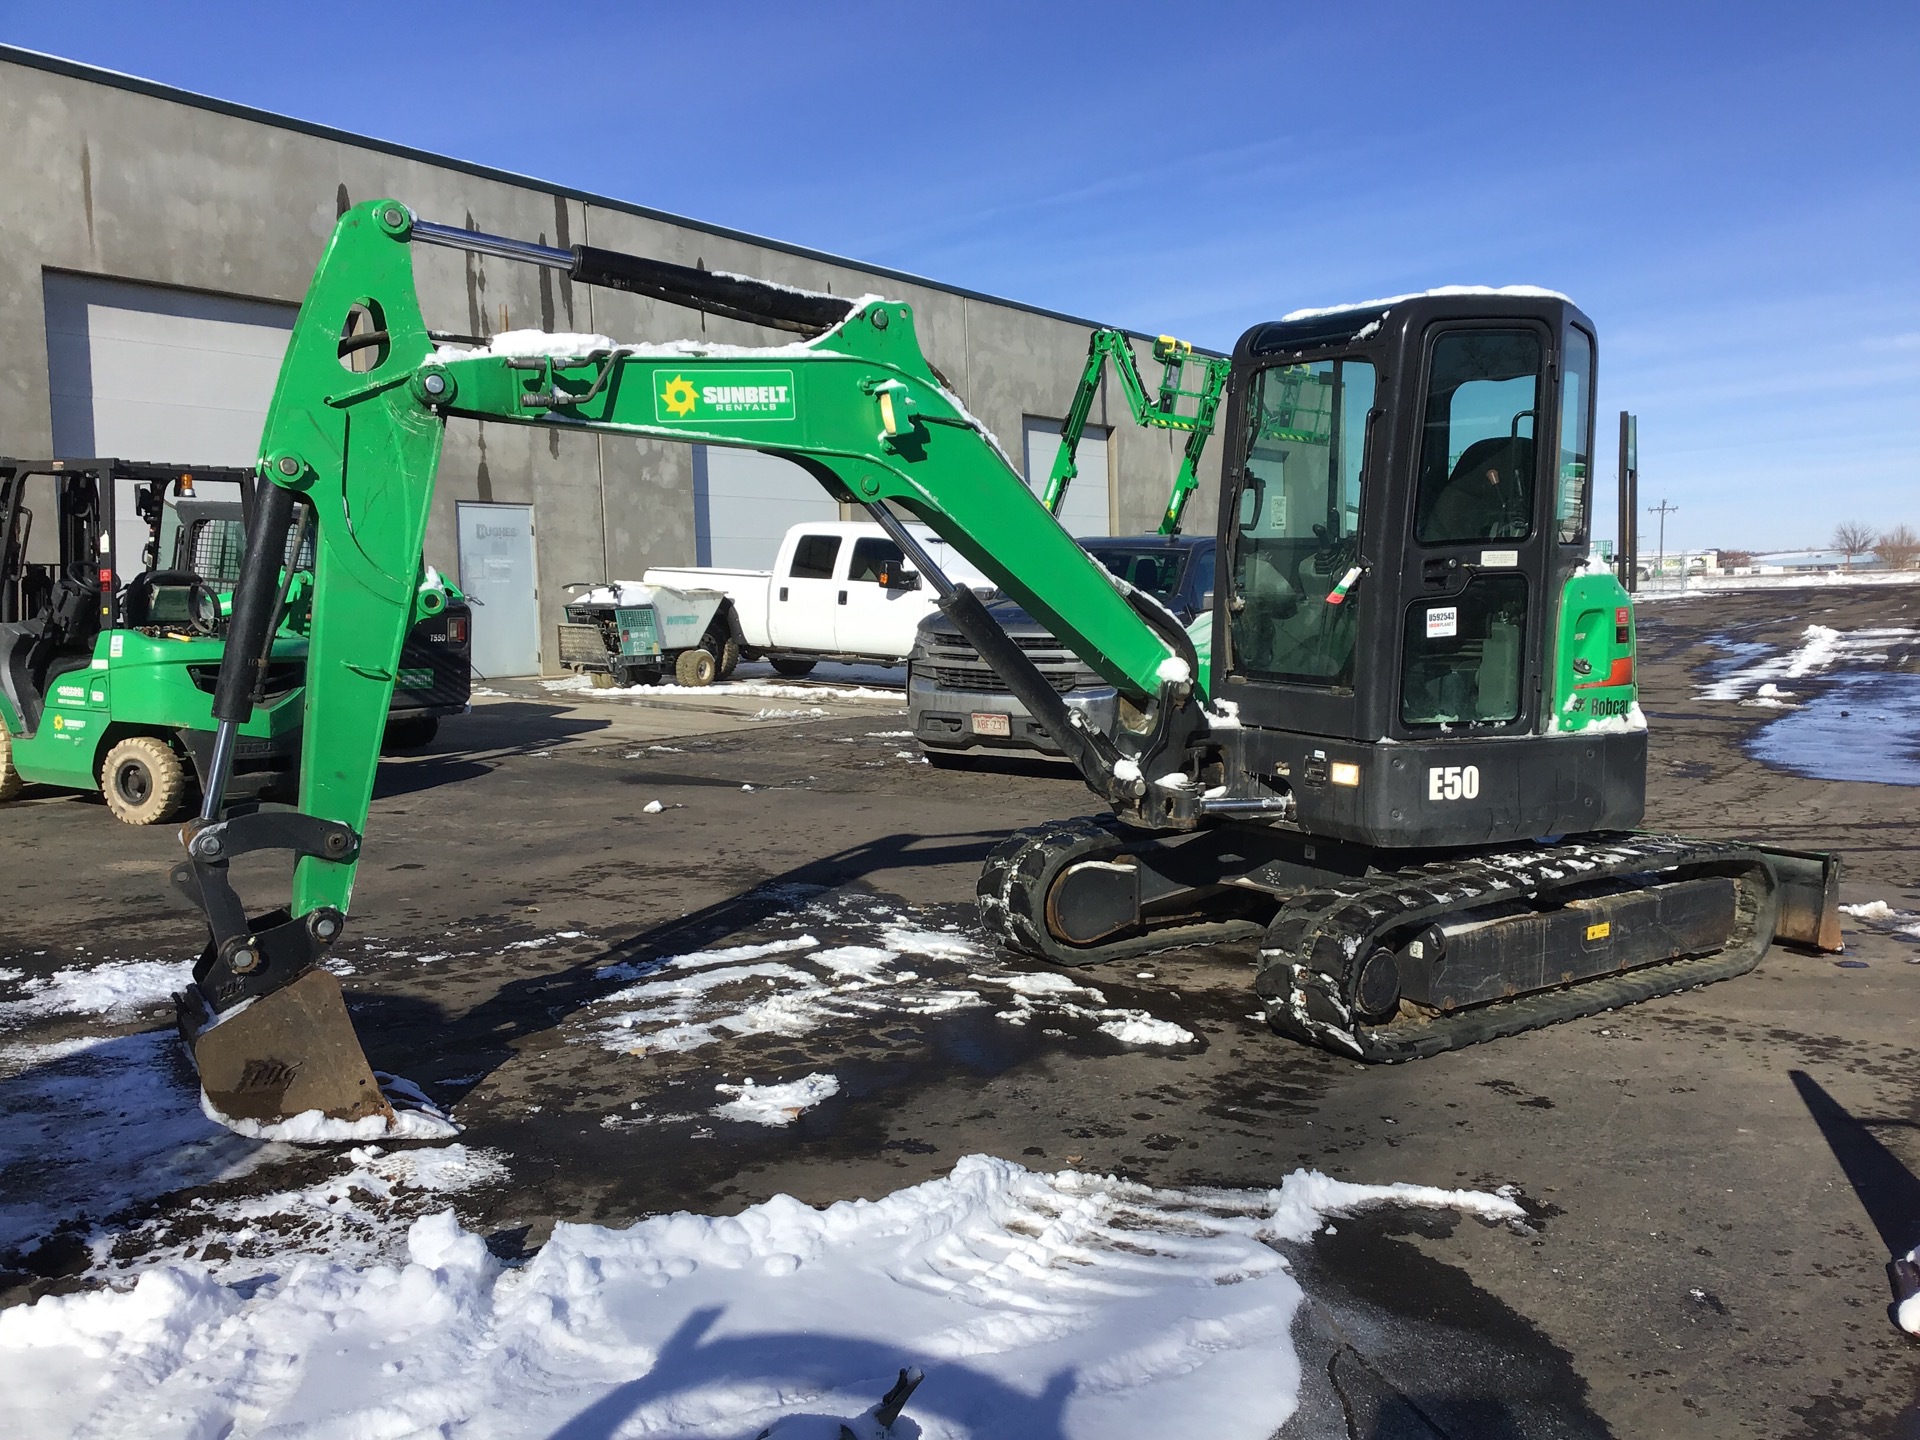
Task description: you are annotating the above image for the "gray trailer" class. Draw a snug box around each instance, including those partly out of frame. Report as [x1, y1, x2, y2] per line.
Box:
[558, 581, 738, 687]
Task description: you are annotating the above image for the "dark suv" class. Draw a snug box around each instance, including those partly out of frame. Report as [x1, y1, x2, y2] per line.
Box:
[908, 534, 1216, 765]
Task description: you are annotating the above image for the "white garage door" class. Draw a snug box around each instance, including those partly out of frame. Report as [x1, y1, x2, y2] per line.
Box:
[43, 273, 296, 570]
[693, 444, 840, 568]
[1022, 417, 1112, 538]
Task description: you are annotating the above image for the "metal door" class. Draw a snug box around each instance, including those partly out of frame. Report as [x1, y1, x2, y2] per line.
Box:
[457, 502, 541, 678]
[1022, 418, 1111, 537]
[693, 445, 839, 567]
[43, 273, 295, 573]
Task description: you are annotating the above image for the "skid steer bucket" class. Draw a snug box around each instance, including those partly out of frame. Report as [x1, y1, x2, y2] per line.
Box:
[180, 968, 393, 1126]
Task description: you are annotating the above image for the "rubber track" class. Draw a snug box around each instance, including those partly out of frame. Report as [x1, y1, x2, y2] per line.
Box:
[1253, 832, 1780, 1062]
[977, 817, 1266, 968]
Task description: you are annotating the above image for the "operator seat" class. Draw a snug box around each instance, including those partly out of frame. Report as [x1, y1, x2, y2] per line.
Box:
[24, 567, 102, 697]
[1423, 436, 1534, 542]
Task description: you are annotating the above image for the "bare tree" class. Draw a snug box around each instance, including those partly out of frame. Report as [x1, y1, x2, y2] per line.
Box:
[1875, 523, 1919, 573]
[1719, 549, 1753, 571]
[1833, 521, 1878, 569]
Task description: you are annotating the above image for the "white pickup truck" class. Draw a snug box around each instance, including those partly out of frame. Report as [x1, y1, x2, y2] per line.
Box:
[641, 520, 988, 677]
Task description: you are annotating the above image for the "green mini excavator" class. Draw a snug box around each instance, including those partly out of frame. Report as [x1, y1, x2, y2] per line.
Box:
[172, 201, 1841, 1128]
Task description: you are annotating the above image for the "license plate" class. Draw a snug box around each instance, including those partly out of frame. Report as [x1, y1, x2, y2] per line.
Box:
[970, 712, 1011, 737]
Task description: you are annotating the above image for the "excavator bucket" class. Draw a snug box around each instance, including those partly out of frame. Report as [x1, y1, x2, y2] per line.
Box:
[182, 968, 393, 1126]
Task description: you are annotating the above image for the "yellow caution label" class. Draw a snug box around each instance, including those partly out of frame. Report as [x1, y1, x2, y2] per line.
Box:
[1585, 921, 1611, 941]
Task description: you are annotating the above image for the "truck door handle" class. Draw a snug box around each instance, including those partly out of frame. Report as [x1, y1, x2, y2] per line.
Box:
[838, 590, 847, 605]
[778, 586, 788, 601]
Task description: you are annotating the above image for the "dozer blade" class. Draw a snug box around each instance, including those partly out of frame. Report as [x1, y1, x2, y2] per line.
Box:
[184, 967, 393, 1126]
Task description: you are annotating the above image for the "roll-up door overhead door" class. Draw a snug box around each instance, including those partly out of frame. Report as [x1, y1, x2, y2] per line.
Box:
[693, 444, 840, 569]
[1021, 417, 1112, 538]
[43, 273, 297, 569]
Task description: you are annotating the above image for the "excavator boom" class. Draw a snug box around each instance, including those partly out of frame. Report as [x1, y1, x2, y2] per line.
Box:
[177, 201, 1206, 1126]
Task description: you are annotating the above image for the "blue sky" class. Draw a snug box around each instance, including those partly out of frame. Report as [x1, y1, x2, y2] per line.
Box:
[4, 1, 1915, 552]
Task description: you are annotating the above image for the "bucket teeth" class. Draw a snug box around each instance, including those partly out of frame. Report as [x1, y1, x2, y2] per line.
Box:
[180, 967, 393, 1126]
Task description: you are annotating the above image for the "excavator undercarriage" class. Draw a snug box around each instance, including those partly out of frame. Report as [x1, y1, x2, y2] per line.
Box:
[981, 818, 1839, 1061]
[170, 200, 1842, 1129]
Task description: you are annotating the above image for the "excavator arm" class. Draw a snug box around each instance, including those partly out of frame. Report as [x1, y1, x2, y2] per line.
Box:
[1040, 328, 1231, 535]
[177, 200, 1223, 1127]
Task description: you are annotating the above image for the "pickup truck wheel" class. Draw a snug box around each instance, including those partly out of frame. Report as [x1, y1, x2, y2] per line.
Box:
[718, 637, 741, 679]
[675, 647, 718, 687]
[0, 727, 23, 801]
[770, 657, 816, 679]
[101, 735, 190, 825]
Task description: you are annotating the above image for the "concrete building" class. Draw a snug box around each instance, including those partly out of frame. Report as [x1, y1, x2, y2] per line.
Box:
[1, 46, 1222, 676]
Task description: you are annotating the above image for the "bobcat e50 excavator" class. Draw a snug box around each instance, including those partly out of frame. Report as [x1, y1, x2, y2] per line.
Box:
[173, 200, 1842, 1129]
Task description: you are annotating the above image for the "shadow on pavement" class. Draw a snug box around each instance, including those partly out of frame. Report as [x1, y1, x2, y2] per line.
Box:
[1790, 1068, 1920, 1329]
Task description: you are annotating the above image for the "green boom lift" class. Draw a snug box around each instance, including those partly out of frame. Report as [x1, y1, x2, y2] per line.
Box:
[172, 201, 1842, 1130]
[1042, 329, 1232, 535]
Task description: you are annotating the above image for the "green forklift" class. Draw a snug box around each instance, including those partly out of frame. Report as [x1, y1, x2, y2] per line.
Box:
[0, 458, 469, 824]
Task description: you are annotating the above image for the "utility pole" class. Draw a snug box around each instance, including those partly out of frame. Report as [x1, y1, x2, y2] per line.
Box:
[1649, 499, 1679, 585]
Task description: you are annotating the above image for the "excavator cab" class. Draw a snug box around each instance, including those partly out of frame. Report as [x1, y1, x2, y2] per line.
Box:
[1209, 293, 1640, 849]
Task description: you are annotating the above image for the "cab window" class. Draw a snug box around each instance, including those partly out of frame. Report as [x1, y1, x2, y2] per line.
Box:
[1413, 331, 1542, 544]
[788, 533, 841, 580]
[1557, 327, 1594, 544]
[847, 537, 905, 584]
[1228, 358, 1373, 686]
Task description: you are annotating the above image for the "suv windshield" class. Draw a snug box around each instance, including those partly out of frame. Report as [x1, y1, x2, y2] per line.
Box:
[1084, 546, 1188, 603]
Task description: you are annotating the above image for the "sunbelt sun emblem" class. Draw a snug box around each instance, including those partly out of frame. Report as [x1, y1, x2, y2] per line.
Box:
[660, 376, 699, 417]
[652, 368, 797, 424]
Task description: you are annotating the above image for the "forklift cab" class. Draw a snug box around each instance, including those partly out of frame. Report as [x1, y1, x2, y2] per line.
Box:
[0, 459, 252, 735]
[1212, 292, 1635, 849]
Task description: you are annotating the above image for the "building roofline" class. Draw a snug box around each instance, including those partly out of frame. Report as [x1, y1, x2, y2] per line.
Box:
[1, 44, 1223, 354]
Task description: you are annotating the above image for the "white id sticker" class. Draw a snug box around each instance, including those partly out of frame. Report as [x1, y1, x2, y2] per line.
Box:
[1480, 549, 1519, 568]
[1426, 606, 1458, 639]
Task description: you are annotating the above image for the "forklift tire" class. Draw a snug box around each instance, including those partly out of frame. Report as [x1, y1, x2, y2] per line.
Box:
[0, 728, 22, 802]
[718, 637, 742, 680]
[675, 646, 719, 687]
[100, 736, 190, 826]
[771, 657, 816, 679]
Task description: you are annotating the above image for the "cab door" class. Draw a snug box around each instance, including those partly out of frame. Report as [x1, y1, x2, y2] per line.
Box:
[1215, 356, 1377, 741]
[834, 534, 925, 657]
[768, 530, 842, 651]
[1393, 322, 1554, 739]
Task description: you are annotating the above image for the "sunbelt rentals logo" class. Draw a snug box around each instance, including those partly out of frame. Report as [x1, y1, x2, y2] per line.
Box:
[654, 369, 796, 424]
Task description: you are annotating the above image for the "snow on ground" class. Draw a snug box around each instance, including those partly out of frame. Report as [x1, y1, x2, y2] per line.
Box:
[589, 894, 1198, 1060]
[1839, 900, 1920, 951]
[714, 1073, 842, 1126]
[1698, 624, 1917, 702]
[544, 666, 903, 705]
[0, 1154, 1520, 1439]
[0, 956, 192, 1026]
